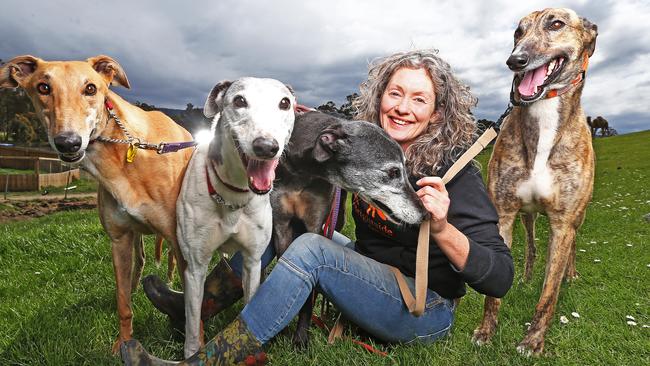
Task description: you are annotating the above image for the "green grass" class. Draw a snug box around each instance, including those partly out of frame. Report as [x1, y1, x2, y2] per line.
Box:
[1, 131, 649, 365]
[0, 167, 35, 175]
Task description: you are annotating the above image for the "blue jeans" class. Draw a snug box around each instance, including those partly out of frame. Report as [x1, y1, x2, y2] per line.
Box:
[229, 232, 455, 344]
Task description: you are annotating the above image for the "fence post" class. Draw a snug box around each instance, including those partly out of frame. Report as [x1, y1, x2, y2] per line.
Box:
[64, 169, 71, 200]
[3, 174, 8, 200]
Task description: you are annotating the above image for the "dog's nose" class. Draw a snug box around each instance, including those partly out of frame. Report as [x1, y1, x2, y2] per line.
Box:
[252, 137, 279, 158]
[507, 53, 529, 71]
[53, 132, 82, 153]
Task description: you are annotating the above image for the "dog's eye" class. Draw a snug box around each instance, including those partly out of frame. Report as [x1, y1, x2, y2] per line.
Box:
[37, 83, 51, 95]
[85, 83, 97, 96]
[387, 167, 401, 180]
[514, 27, 523, 39]
[279, 97, 291, 111]
[233, 95, 248, 108]
[549, 20, 565, 31]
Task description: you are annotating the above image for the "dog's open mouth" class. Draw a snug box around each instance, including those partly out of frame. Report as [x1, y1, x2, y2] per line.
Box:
[517, 56, 565, 101]
[59, 151, 85, 164]
[243, 155, 279, 195]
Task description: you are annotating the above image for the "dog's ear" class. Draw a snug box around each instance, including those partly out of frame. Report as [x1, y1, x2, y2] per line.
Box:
[87, 55, 131, 89]
[204, 81, 232, 118]
[284, 84, 295, 96]
[313, 124, 348, 162]
[581, 17, 598, 57]
[0, 55, 41, 88]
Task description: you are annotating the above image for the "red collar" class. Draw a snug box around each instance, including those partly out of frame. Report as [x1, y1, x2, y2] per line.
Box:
[206, 162, 249, 198]
[545, 52, 589, 99]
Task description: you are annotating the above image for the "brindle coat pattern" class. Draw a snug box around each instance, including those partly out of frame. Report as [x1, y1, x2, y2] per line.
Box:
[472, 8, 597, 355]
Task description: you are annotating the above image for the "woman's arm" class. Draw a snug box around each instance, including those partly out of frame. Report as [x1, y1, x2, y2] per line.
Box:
[416, 165, 514, 298]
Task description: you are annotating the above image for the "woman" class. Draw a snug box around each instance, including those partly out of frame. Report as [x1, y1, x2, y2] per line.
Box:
[123, 49, 514, 365]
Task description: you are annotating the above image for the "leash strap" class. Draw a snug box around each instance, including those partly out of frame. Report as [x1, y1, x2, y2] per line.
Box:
[95, 100, 197, 159]
[323, 187, 342, 239]
[390, 127, 498, 316]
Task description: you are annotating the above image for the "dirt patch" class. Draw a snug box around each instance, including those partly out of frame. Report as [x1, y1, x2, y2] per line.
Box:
[0, 197, 97, 223]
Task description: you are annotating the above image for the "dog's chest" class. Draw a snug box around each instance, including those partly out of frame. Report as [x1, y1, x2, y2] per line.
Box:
[516, 98, 560, 211]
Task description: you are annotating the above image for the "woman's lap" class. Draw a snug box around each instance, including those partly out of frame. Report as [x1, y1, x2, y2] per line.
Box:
[238, 232, 454, 344]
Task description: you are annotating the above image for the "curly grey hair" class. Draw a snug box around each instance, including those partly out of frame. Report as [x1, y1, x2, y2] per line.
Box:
[353, 49, 478, 177]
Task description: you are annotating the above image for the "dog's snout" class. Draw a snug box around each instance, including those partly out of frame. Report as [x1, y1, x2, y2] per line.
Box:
[53, 132, 82, 153]
[507, 53, 529, 71]
[252, 137, 279, 158]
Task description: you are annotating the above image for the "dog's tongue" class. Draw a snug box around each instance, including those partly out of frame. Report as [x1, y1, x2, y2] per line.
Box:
[518, 64, 548, 97]
[247, 159, 279, 193]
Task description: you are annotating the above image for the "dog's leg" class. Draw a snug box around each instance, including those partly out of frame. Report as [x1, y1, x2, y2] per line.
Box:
[241, 255, 262, 303]
[183, 259, 209, 357]
[167, 247, 177, 284]
[97, 188, 137, 354]
[472, 212, 517, 345]
[109, 231, 136, 354]
[517, 219, 574, 356]
[564, 207, 587, 282]
[522, 213, 537, 282]
[293, 295, 314, 350]
[131, 234, 145, 293]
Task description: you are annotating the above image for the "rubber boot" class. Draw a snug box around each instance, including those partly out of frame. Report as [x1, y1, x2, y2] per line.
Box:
[143, 259, 244, 326]
[121, 316, 267, 366]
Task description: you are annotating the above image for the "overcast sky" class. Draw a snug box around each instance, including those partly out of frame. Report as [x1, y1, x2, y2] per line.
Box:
[1, 0, 648, 133]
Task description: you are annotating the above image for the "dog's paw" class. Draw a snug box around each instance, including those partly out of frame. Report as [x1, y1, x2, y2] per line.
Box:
[516, 334, 544, 356]
[471, 327, 494, 346]
[291, 329, 310, 351]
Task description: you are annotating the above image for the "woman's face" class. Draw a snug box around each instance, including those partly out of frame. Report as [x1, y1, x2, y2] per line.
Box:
[379, 67, 438, 150]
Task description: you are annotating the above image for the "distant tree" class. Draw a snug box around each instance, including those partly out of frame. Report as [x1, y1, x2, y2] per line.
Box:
[135, 101, 157, 111]
[317, 101, 338, 114]
[476, 118, 496, 135]
[186, 103, 194, 111]
[338, 93, 359, 119]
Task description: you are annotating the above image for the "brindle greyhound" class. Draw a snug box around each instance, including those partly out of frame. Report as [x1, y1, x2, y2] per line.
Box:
[0, 56, 193, 353]
[471, 8, 598, 355]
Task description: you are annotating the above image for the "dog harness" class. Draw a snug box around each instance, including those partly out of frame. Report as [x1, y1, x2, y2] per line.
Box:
[90, 100, 198, 162]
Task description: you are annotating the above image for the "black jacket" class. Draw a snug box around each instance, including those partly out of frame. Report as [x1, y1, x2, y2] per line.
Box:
[353, 163, 514, 299]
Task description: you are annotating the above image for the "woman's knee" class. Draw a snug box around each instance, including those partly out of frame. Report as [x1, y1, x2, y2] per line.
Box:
[282, 233, 342, 271]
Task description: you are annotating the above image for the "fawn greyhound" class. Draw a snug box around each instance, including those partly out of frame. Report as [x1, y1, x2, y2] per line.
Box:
[472, 8, 597, 355]
[0, 56, 194, 353]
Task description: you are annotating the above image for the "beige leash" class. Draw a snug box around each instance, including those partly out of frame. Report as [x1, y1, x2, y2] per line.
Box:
[388, 127, 497, 316]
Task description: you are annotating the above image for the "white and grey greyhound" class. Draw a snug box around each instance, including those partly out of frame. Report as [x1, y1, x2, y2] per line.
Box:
[177, 78, 295, 356]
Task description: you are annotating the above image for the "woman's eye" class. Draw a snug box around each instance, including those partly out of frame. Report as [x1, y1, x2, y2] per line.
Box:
[414, 97, 426, 104]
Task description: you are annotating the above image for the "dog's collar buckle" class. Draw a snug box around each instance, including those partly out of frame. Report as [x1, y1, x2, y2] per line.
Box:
[205, 166, 245, 209]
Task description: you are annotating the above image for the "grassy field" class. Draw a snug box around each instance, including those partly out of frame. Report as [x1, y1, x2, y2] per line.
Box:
[0, 131, 648, 365]
[0, 167, 35, 175]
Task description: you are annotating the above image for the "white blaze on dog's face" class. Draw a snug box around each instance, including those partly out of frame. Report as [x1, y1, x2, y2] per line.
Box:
[204, 77, 296, 194]
[0, 55, 131, 163]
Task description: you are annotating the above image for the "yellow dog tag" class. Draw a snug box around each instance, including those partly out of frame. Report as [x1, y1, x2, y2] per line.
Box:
[126, 143, 137, 163]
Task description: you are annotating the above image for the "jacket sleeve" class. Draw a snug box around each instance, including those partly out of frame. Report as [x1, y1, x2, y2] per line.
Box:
[445, 164, 514, 298]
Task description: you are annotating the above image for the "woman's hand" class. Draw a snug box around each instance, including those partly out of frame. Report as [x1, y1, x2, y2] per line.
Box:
[416, 176, 470, 270]
[415, 176, 450, 234]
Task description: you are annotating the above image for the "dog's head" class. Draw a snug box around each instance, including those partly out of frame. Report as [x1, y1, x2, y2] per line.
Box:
[0, 55, 130, 163]
[292, 112, 427, 225]
[508, 8, 598, 104]
[204, 77, 296, 194]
